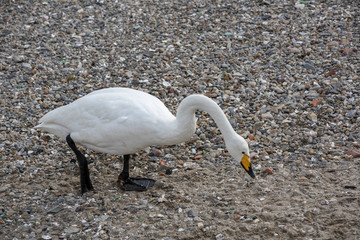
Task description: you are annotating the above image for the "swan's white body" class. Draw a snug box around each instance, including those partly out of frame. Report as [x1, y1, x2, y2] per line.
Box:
[35, 88, 252, 171]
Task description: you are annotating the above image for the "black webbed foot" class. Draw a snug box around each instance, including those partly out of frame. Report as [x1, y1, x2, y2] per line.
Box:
[119, 177, 156, 191]
[70, 158, 93, 165]
[118, 154, 156, 191]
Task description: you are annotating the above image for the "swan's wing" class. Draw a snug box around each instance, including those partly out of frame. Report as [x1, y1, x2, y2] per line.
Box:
[36, 89, 175, 155]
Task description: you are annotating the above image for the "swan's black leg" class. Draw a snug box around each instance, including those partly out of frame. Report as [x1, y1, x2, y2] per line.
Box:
[118, 154, 156, 191]
[66, 135, 94, 194]
[119, 154, 130, 181]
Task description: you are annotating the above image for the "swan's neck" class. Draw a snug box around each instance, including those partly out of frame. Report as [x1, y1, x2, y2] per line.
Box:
[171, 95, 236, 144]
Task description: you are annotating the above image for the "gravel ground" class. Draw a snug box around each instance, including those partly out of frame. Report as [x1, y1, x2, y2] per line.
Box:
[1, 0, 360, 239]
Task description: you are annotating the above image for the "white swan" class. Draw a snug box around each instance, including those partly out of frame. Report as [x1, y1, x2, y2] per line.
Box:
[35, 87, 255, 193]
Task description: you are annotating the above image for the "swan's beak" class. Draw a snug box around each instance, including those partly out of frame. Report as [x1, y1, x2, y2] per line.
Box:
[241, 154, 256, 178]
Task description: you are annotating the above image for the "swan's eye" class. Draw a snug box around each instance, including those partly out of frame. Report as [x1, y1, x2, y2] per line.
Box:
[242, 152, 245, 154]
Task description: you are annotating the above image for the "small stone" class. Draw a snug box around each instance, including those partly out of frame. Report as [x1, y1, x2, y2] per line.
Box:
[62, 68, 74, 72]
[151, 148, 163, 157]
[123, 205, 139, 214]
[22, 63, 32, 69]
[261, 112, 273, 120]
[165, 168, 173, 175]
[328, 41, 339, 48]
[183, 162, 196, 169]
[0, 186, 9, 193]
[97, 215, 109, 222]
[143, 51, 154, 58]
[125, 71, 133, 78]
[346, 149, 360, 158]
[13, 55, 25, 63]
[274, 86, 284, 93]
[215, 233, 224, 240]
[304, 63, 315, 71]
[288, 47, 301, 53]
[158, 195, 166, 203]
[223, 72, 232, 81]
[263, 168, 273, 174]
[247, 81, 256, 87]
[153, 180, 165, 189]
[47, 206, 63, 214]
[307, 112, 317, 122]
[325, 69, 336, 77]
[320, 200, 329, 205]
[312, 99, 322, 107]
[342, 48, 353, 56]
[64, 226, 80, 234]
[162, 80, 171, 87]
[74, 42, 83, 48]
[307, 90, 319, 99]
[307, 130, 317, 137]
[7, 210, 18, 215]
[188, 209, 198, 218]
[139, 200, 148, 206]
[295, 2, 305, 9]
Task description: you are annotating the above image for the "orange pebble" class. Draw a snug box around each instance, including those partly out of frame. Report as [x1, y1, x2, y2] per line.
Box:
[263, 168, 273, 174]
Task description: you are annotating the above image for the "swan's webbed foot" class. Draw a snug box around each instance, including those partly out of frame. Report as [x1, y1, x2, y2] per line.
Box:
[118, 155, 156, 191]
[118, 176, 156, 191]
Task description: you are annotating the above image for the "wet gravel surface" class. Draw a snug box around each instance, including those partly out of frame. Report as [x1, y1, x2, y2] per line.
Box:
[1, 0, 360, 239]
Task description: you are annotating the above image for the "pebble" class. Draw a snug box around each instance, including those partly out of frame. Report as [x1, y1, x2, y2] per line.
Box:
[0, 186, 9, 193]
[139, 200, 148, 206]
[64, 226, 80, 234]
[307, 112, 318, 122]
[261, 112, 273, 120]
[215, 233, 224, 240]
[188, 209, 198, 218]
[13, 55, 25, 63]
[263, 168, 273, 174]
[47, 206, 63, 214]
[22, 63, 32, 69]
[97, 215, 109, 222]
[303, 63, 316, 71]
[288, 47, 301, 54]
[151, 148, 163, 157]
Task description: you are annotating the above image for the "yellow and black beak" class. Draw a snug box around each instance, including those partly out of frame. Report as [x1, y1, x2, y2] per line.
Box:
[241, 154, 256, 178]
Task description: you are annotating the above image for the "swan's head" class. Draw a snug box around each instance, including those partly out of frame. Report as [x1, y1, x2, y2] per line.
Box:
[225, 135, 255, 178]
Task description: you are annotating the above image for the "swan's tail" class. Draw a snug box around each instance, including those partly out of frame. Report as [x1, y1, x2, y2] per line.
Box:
[34, 122, 70, 140]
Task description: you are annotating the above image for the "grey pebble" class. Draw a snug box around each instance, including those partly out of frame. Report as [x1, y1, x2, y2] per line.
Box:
[188, 209, 198, 218]
[303, 63, 316, 71]
[97, 215, 109, 222]
[47, 206, 63, 214]
[13, 55, 25, 63]
[64, 226, 80, 234]
[22, 63, 32, 69]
